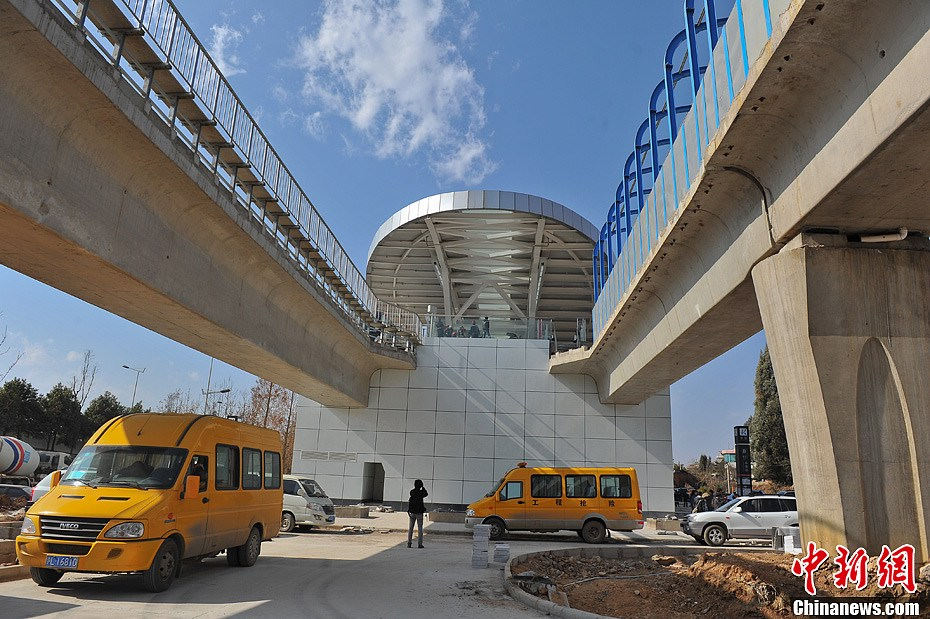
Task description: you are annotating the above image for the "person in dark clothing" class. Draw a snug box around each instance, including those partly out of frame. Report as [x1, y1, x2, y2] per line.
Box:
[407, 479, 428, 548]
[692, 492, 712, 513]
[482, 317, 490, 338]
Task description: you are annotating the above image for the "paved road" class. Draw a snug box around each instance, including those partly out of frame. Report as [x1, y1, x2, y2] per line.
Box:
[0, 527, 755, 618]
[0, 530, 556, 618]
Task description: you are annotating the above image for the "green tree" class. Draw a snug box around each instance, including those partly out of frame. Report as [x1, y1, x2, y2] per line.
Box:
[698, 454, 710, 471]
[749, 347, 792, 485]
[84, 391, 126, 431]
[40, 383, 82, 450]
[0, 378, 43, 436]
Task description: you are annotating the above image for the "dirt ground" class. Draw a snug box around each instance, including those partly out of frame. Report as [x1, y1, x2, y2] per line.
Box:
[511, 551, 930, 618]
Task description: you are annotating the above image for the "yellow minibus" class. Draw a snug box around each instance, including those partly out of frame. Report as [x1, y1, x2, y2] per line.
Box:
[465, 463, 643, 543]
[16, 413, 283, 592]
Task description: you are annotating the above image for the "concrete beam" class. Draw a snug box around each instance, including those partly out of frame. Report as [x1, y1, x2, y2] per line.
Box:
[0, 0, 412, 407]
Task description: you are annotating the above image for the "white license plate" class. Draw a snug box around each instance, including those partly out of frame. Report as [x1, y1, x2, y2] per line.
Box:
[45, 555, 78, 568]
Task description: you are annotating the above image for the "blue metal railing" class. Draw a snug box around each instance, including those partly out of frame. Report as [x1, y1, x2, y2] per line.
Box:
[591, 0, 788, 338]
[42, 0, 421, 348]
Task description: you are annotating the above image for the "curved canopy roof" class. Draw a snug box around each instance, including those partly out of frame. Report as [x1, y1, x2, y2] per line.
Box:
[366, 190, 596, 344]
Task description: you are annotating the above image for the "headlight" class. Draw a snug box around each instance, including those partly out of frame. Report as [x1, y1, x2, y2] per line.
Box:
[20, 517, 36, 535]
[104, 521, 145, 539]
[466, 509, 475, 517]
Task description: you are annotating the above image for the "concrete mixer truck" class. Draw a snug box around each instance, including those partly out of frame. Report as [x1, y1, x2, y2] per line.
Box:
[0, 436, 40, 482]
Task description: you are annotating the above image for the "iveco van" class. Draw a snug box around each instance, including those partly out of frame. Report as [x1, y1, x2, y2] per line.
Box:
[465, 463, 643, 543]
[17, 414, 283, 592]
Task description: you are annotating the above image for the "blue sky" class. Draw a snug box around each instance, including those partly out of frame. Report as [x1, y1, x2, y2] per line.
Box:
[0, 0, 764, 463]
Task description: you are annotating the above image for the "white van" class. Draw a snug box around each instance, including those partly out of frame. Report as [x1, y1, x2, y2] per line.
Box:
[281, 475, 336, 532]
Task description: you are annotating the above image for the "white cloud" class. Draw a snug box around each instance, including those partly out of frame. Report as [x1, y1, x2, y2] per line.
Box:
[65, 350, 81, 362]
[304, 111, 324, 138]
[459, 10, 478, 42]
[294, 0, 496, 183]
[279, 108, 300, 126]
[272, 84, 289, 103]
[188, 371, 200, 382]
[19, 336, 51, 368]
[209, 24, 245, 77]
[251, 12, 265, 25]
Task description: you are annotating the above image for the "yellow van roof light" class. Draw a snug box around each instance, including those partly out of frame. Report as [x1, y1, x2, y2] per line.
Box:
[517, 461, 527, 468]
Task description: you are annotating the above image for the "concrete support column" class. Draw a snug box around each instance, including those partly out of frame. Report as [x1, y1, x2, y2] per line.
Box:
[751, 233, 930, 561]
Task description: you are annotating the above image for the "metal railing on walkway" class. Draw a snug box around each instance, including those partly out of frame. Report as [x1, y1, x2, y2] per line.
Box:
[43, 0, 421, 350]
[591, 0, 789, 338]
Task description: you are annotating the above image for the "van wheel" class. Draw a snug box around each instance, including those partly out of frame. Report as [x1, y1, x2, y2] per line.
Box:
[141, 539, 179, 593]
[281, 512, 296, 533]
[703, 524, 727, 547]
[581, 519, 607, 544]
[226, 547, 241, 566]
[485, 517, 506, 540]
[30, 567, 63, 587]
[236, 526, 262, 567]
[692, 535, 707, 545]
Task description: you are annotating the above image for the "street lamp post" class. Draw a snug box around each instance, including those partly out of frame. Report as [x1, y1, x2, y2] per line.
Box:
[201, 357, 232, 415]
[122, 365, 145, 408]
[202, 385, 231, 416]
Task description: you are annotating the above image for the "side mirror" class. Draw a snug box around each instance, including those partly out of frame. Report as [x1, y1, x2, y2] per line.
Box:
[49, 470, 62, 489]
[731, 506, 743, 513]
[182, 475, 200, 499]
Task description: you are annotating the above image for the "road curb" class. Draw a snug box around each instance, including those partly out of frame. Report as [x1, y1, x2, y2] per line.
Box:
[0, 565, 30, 583]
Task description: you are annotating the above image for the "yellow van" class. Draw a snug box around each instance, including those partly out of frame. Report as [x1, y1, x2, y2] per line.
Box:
[16, 413, 283, 592]
[464, 463, 643, 543]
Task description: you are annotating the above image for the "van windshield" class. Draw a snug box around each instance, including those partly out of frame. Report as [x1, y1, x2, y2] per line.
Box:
[300, 480, 327, 498]
[61, 446, 188, 490]
[485, 477, 505, 498]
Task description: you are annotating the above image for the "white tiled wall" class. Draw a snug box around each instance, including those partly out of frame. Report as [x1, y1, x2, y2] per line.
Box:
[292, 337, 673, 512]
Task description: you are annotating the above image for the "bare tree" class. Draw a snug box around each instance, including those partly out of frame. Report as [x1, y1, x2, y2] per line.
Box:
[0, 313, 23, 383]
[243, 378, 296, 471]
[158, 388, 200, 414]
[69, 349, 98, 408]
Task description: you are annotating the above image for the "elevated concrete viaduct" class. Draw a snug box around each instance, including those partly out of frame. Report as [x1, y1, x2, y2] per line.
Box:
[0, 0, 413, 407]
[554, 0, 930, 559]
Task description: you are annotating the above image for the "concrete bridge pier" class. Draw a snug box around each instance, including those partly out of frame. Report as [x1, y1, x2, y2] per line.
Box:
[752, 233, 930, 561]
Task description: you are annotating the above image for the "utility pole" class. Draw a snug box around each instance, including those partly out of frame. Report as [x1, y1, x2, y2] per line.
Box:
[262, 380, 275, 426]
[203, 357, 214, 414]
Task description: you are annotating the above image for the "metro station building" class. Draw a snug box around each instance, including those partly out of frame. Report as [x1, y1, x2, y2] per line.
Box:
[291, 190, 673, 513]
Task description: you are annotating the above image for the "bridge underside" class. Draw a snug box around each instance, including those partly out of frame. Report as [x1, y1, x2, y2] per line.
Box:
[0, 0, 412, 407]
[552, 0, 930, 404]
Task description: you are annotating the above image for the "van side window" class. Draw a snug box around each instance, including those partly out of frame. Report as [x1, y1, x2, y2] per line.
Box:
[600, 474, 632, 499]
[779, 498, 797, 512]
[186, 455, 209, 492]
[499, 481, 523, 501]
[215, 444, 239, 490]
[531, 475, 561, 498]
[264, 451, 281, 489]
[283, 479, 301, 495]
[242, 448, 262, 490]
[566, 475, 596, 498]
